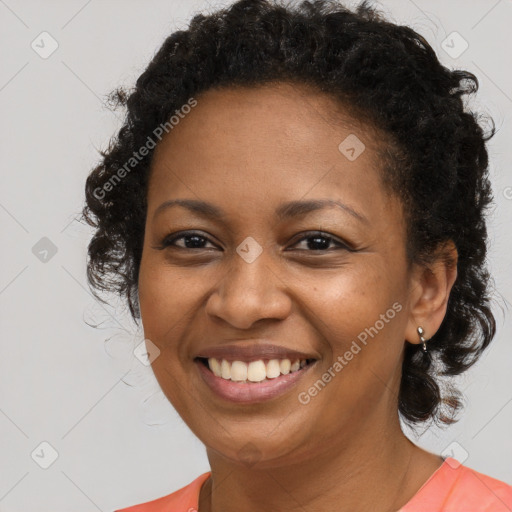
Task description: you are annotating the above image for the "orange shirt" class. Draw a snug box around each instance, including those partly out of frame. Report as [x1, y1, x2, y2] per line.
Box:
[115, 457, 512, 511]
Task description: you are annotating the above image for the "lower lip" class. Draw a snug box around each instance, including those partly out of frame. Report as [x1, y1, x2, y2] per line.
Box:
[195, 359, 316, 404]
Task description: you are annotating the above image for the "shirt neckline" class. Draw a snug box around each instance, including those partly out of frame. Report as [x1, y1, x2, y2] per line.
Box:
[196, 456, 457, 511]
[397, 456, 455, 511]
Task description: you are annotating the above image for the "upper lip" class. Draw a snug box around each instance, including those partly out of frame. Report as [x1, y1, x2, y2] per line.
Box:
[195, 342, 319, 363]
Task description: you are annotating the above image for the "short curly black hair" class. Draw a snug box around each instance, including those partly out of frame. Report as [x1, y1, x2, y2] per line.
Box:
[81, 0, 497, 428]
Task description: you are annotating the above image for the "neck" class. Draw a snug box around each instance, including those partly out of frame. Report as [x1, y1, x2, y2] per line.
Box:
[199, 407, 432, 512]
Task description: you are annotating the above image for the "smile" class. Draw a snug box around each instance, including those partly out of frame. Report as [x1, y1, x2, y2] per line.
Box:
[207, 356, 315, 381]
[195, 357, 317, 403]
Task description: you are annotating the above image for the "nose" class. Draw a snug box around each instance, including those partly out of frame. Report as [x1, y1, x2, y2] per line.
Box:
[204, 251, 292, 330]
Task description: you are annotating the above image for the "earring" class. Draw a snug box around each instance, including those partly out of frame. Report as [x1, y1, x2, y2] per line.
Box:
[417, 326, 428, 353]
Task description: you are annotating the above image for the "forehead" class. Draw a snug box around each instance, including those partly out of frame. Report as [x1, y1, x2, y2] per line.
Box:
[157, 82, 372, 151]
[147, 82, 396, 223]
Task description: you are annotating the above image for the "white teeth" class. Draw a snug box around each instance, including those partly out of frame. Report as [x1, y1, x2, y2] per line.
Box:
[221, 359, 231, 380]
[279, 359, 291, 375]
[247, 360, 267, 382]
[266, 359, 281, 379]
[230, 361, 248, 381]
[209, 357, 222, 377]
[206, 357, 310, 382]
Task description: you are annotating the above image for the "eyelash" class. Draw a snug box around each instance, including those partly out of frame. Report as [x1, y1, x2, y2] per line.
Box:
[157, 230, 353, 252]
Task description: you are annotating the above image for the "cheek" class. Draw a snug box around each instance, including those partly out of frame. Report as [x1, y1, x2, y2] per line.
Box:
[290, 265, 407, 429]
[138, 257, 201, 328]
[138, 256, 187, 364]
[138, 257, 222, 380]
[299, 259, 407, 383]
[301, 260, 402, 332]
[137, 260, 204, 414]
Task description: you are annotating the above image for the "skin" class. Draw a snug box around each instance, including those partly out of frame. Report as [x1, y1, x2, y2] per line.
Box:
[137, 82, 458, 512]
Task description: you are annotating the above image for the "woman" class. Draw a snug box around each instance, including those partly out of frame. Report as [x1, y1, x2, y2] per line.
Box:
[82, 0, 512, 510]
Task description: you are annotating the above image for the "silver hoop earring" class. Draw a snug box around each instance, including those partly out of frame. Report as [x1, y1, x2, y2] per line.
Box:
[417, 326, 428, 353]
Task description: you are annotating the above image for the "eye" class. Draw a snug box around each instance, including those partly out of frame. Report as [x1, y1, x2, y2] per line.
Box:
[155, 230, 352, 252]
[290, 231, 351, 252]
[158, 231, 219, 250]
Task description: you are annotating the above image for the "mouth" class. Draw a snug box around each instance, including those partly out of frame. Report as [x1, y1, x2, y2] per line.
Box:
[194, 356, 318, 404]
[197, 356, 316, 381]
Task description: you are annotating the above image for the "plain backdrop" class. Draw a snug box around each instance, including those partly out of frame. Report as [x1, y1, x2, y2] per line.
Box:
[0, 0, 511, 511]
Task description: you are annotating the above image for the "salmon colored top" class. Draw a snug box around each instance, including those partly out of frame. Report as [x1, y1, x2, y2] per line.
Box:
[115, 457, 512, 512]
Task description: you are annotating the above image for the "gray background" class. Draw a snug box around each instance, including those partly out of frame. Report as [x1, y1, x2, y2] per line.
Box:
[0, 0, 511, 510]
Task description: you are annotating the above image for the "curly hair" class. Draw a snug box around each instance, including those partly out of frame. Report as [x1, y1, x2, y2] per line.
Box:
[81, 0, 497, 428]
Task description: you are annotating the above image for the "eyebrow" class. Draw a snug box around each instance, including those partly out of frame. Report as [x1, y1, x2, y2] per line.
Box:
[153, 198, 368, 224]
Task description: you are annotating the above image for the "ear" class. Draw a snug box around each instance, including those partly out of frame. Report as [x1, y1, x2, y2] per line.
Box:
[404, 241, 458, 345]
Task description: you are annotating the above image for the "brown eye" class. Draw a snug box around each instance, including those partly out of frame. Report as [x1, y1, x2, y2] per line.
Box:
[160, 231, 218, 250]
[291, 231, 352, 252]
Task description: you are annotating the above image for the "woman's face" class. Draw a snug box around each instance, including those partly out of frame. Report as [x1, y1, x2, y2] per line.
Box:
[138, 82, 417, 468]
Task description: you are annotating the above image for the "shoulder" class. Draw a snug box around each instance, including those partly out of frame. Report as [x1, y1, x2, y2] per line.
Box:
[114, 472, 211, 512]
[403, 457, 512, 512]
[451, 462, 512, 511]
